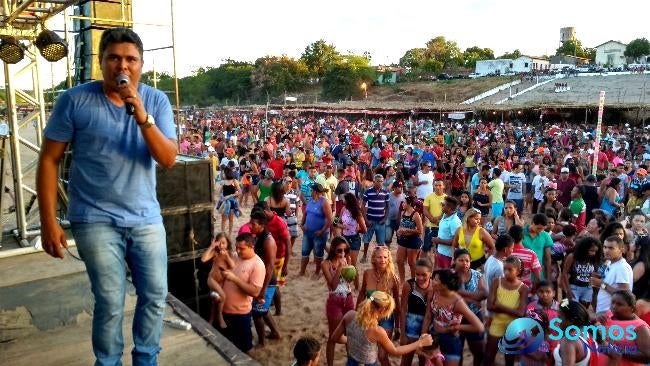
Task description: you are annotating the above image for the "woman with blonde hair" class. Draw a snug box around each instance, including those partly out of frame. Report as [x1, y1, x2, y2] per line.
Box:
[451, 208, 494, 269]
[357, 246, 401, 366]
[327, 291, 433, 366]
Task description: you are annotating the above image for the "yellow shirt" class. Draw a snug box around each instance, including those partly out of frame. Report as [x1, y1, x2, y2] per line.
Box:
[315, 174, 337, 205]
[295, 151, 305, 168]
[424, 192, 446, 228]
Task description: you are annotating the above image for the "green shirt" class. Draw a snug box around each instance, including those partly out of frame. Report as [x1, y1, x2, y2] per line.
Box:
[522, 225, 553, 278]
[488, 178, 504, 203]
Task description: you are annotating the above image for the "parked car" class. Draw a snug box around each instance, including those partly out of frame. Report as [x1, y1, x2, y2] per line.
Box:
[437, 73, 452, 80]
[468, 73, 483, 79]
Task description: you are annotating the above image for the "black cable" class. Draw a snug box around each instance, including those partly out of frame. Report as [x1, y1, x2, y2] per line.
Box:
[65, 246, 82, 261]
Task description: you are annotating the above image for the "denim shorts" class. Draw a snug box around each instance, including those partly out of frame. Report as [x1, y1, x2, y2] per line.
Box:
[346, 357, 377, 366]
[398, 235, 423, 250]
[437, 331, 463, 361]
[405, 313, 425, 339]
[569, 284, 593, 303]
[301, 230, 329, 259]
[384, 219, 400, 243]
[378, 313, 395, 332]
[423, 227, 439, 252]
[460, 311, 485, 343]
[363, 220, 386, 245]
[344, 234, 362, 251]
[252, 285, 277, 315]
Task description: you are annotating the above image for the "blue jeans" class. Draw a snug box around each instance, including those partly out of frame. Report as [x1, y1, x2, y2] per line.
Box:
[301, 230, 329, 259]
[363, 220, 386, 245]
[423, 227, 439, 253]
[72, 222, 168, 366]
[384, 219, 400, 245]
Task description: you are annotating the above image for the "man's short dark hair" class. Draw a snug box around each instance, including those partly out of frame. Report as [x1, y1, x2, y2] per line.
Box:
[605, 235, 625, 248]
[495, 234, 514, 251]
[444, 196, 458, 209]
[293, 336, 321, 366]
[235, 233, 255, 246]
[532, 213, 549, 226]
[250, 209, 269, 224]
[99, 27, 144, 62]
[508, 224, 524, 243]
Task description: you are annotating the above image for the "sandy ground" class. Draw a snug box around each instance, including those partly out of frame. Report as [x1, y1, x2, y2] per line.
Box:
[219, 202, 484, 366]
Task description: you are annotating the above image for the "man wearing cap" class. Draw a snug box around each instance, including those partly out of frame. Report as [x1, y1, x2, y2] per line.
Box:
[220, 147, 239, 177]
[556, 167, 576, 207]
[630, 168, 649, 195]
[360, 174, 390, 263]
[206, 146, 219, 181]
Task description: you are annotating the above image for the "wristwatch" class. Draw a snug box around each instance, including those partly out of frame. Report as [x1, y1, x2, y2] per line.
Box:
[138, 114, 155, 129]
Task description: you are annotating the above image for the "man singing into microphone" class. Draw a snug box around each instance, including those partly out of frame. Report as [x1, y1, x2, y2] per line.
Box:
[37, 28, 177, 365]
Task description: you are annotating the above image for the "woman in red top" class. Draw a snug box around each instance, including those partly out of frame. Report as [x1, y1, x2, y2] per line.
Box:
[599, 291, 650, 366]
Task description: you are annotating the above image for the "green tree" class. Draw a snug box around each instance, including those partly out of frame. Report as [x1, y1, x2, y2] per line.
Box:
[322, 56, 376, 100]
[399, 48, 426, 69]
[421, 59, 443, 74]
[463, 46, 495, 68]
[625, 38, 650, 62]
[556, 40, 590, 58]
[300, 40, 341, 78]
[140, 71, 172, 87]
[251, 56, 309, 98]
[210, 60, 254, 101]
[424, 36, 463, 68]
[498, 49, 522, 59]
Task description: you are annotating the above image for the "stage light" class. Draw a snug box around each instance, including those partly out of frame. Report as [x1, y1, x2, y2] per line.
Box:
[0, 36, 25, 64]
[35, 30, 68, 62]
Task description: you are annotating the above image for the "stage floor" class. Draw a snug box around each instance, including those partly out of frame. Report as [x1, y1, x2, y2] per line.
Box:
[0, 249, 256, 366]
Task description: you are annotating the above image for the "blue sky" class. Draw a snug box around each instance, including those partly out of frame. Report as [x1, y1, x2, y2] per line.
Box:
[3, 0, 649, 88]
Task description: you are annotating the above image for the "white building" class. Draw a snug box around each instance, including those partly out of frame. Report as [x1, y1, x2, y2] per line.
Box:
[475, 56, 550, 75]
[512, 56, 550, 73]
[595, 40, 627, 67]
[475, 59, 513, 75]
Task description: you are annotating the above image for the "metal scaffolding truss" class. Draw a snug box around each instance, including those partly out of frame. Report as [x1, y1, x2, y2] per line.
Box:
[1, 1, 80, 247]
[1, 0, 180, 249]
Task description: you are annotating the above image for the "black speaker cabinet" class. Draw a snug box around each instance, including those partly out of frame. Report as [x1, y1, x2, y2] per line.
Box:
[156, 155, 215, 261]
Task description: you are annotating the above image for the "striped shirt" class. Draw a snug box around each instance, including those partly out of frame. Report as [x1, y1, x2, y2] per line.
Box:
[512, 243, 541, 288]
[300, 177, 316, 202]
[363, 186, 389, 221]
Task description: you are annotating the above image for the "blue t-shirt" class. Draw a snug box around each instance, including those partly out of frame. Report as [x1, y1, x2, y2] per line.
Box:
[44, 81, 176, 227]
[422, 151, 435, 167]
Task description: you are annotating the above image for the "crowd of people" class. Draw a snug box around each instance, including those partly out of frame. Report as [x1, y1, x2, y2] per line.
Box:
[187, 109, 650, 366]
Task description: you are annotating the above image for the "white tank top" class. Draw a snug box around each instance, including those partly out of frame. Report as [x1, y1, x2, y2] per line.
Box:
[553, 337, 590, 366]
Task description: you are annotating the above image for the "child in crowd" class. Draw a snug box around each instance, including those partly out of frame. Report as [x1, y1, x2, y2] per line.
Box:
[520, 309, 550, 366]
[509, 225, 542, 290]
[292, 336, 321, 366]
[526, 280, 559, 333]
[486, 255, 529, 366]
[200, 232, 235, 329]
[416, 335, 444, 366]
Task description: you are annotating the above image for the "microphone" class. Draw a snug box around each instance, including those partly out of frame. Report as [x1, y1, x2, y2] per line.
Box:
[115, 74, 135, 115]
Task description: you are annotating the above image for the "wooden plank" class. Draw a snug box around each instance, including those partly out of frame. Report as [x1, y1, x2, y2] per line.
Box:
[167, 295, 260, 366]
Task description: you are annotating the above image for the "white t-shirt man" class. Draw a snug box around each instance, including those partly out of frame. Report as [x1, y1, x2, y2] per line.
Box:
[506, 172, 526, 200]
[532, 174, 549, 201]
[416, 171, 434, 199]
[484, 255, 505, 298]
[596, 258, 633, 313]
